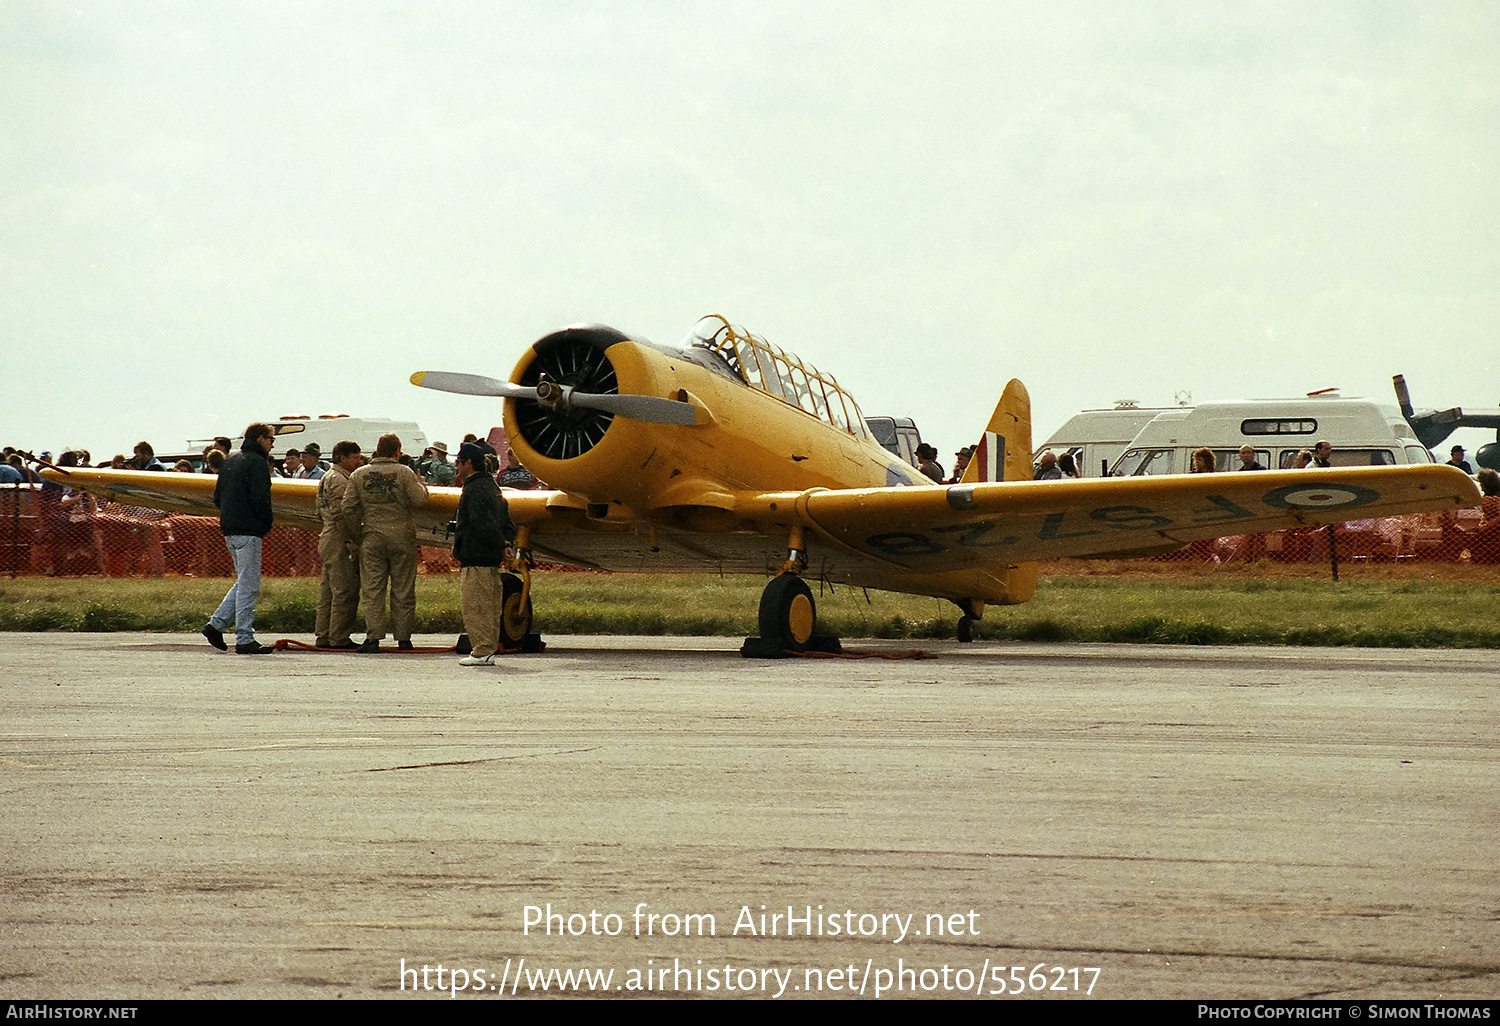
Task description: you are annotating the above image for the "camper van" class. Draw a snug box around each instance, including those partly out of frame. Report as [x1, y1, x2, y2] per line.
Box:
[1034, 401, 1181, 478]
[1107, 394, 1433, 477]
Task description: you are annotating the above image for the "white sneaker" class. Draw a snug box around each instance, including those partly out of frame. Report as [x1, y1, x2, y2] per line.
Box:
[458, 654, 495, 667]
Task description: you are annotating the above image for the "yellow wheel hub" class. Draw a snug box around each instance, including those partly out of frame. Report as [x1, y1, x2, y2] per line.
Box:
[503, 595, 531, 641]
[787, 594, 814, 645]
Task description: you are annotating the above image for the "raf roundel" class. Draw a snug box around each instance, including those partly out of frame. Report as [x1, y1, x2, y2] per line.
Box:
[1260, 483, 1381, 512]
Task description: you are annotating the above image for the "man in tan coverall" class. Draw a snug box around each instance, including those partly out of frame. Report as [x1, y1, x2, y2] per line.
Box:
[343, 434, 429, 652]
[314, 441, 364, 649]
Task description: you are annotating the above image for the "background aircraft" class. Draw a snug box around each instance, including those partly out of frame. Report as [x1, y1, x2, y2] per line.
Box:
[1394, 374, 1500, 471]
[45, 315, 1480, 656]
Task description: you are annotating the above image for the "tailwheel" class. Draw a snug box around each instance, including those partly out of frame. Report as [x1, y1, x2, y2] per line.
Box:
[742, 573, 842, 658]
[954, 598, 983, 643]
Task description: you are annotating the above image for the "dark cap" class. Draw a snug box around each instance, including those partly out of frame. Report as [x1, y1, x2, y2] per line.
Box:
[456, 442, 488, 465]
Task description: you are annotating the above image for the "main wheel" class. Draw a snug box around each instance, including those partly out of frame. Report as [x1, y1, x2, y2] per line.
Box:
[957, 614, 975, 643]
[758, 574, 816, 652]
[500, 572, 534, 647]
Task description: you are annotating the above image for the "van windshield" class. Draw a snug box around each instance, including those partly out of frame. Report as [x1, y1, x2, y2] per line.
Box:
[1113, 449, 1174, 476]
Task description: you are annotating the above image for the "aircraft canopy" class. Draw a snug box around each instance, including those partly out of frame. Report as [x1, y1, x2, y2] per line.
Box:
[678, 315, 871, 440]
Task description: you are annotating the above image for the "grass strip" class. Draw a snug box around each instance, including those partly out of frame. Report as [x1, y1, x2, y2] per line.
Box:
[3, 566, 1499, 648]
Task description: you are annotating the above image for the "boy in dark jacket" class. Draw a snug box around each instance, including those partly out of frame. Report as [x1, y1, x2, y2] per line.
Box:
[453, 442, 515, 666]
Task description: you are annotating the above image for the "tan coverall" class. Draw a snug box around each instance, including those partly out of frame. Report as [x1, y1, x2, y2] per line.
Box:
[315, 465, 360, 646]
[342, 458, 429, 642]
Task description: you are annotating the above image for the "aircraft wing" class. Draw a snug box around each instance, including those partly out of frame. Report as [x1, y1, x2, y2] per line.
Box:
[36, 468, 324, 530]
[37, 467, 583, 550]
[737, 465, 1481, 572]
[36, 468, 439, 539]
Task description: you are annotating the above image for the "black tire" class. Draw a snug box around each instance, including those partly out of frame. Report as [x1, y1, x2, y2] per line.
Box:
[957, 615, 974, 643]
[758, 574, 816, 651]
[500, 572, 534, 647]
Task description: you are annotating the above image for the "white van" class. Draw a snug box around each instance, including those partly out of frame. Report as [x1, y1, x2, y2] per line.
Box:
[1034, 402, 1181, 478]
[1107, 394, 1433, 477]
[188, 415, 430, 461]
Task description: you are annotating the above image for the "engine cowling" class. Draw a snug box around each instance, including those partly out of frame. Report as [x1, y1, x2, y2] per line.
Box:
[510, 325, 628, 461]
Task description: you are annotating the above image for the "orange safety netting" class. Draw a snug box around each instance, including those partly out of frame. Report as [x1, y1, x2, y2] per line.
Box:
[0, 488, 566, 578]
[3, 487, 1498, 578]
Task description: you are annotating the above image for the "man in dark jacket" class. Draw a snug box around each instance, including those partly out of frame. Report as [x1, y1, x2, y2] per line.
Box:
[204, 424, 277, 654]
[453, 442, 514, 666]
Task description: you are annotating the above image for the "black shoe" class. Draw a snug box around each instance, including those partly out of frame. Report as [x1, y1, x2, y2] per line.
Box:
[314, 638, 332, 649]
[236, 641, 275, 655]
[356, 639, 381, 653]
[329, 640, 358, 650]
[202, 624, 227, 652]
[397, 640, 414, 651]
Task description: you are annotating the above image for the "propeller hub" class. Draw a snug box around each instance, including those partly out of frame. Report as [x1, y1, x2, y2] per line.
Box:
[535, 379, 571, 413]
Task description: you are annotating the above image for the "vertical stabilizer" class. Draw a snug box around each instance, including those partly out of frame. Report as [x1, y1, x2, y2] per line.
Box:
[958, 379, 1036, 609]
[961, 379, 1032, 484]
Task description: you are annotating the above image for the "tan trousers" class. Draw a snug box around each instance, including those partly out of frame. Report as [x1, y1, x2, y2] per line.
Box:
[460, 566, 504, 658]
[361, 533, 418, 642]
[316, 533, 360, 645]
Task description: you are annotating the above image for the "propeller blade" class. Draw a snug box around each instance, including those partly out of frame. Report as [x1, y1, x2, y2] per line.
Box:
[569, 392, 701, 426]
[409, 371, 537, 400]
[412, 370, 701, 425]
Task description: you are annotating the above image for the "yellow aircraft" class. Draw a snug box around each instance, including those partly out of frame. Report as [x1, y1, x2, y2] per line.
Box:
[44, 314, 1481, 656]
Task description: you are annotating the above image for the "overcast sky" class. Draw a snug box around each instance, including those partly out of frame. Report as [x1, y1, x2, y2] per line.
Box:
[4, 1, 1496, 467]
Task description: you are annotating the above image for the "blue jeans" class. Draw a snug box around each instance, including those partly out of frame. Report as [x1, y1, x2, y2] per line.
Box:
[210, 535, 263, 646]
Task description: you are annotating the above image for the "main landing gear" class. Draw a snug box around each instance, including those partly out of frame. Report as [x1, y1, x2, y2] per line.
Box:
[741, 529, 842, 658]
[499, 569, 538, 650]
[455, 531, 544, 655]
[454, 570, 543, 654]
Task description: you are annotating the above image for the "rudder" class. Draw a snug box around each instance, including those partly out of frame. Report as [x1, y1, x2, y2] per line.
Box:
[957, 379, 1036, 611]
[960, 379, 1032, 484]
